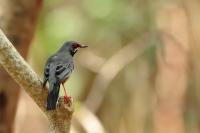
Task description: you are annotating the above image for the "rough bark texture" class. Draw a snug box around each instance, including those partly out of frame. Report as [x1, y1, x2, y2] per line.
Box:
[0, 29, 73, 133]
[0, 0, 43, 132]
[154, 2, 189, 133]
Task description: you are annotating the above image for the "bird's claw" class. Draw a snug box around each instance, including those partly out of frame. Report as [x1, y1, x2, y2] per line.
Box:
[64, 96, 72, 104]
[56, 96, 73, 110]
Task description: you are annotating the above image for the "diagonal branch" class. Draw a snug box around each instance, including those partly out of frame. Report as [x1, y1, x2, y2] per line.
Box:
[85, 33, 153, 113]
[0, 29, 73, 133]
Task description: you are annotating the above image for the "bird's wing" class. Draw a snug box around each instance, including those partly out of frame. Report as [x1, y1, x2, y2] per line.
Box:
[55, 61, 74, 82]
[43, 55, 57, 87]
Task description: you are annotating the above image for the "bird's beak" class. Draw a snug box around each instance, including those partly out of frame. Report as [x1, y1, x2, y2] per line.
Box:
[74, 44, 88, 53]
[79, 45, 88, 48]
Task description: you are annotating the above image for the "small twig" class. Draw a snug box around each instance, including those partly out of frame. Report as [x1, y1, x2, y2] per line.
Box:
[73, 105, 106, 133]
[0, 29, 73, 133]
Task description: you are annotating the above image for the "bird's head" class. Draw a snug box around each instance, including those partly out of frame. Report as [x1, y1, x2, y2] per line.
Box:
[60, 41, 88, 56]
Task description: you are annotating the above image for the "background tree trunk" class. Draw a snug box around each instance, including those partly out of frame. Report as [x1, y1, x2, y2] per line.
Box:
[0, 0, 42, 132]
[154, 1, 189, 133]
[183, 0, 200, 132]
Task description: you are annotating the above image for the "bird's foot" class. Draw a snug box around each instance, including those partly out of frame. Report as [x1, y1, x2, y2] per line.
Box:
[55, 96, 73, 111]
[56, 96, 72, 108]
[64, 95, 72, 103]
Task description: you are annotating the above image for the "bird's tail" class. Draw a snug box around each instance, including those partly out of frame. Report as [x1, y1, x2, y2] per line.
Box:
[46, 81, 60, 110]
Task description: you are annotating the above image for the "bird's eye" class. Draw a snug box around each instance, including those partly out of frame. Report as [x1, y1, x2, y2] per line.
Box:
[73, 44, 79, 48]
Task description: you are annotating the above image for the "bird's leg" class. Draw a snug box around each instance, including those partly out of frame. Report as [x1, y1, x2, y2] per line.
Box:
[62, 83, 71, 103]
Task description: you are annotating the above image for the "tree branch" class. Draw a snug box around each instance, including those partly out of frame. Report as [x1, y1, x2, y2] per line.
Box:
[0, 29, 73, 133]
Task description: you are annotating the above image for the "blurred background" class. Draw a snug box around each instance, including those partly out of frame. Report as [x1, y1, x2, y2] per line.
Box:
[1, 0, 200, 133]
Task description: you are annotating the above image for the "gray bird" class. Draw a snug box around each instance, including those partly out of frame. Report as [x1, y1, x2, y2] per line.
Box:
[43, 41, 88, 110]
